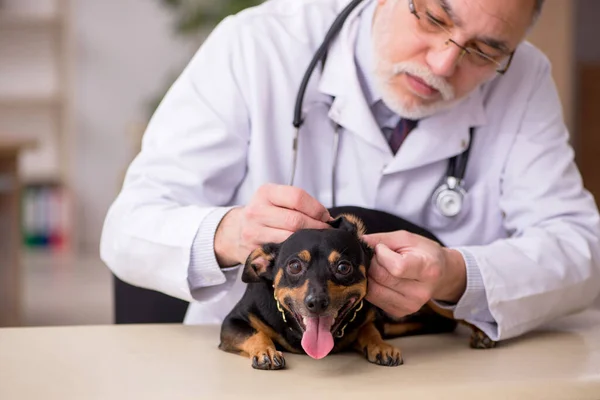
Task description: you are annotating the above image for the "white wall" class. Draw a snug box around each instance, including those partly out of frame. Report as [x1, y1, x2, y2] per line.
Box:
[527, 0, 575, 133]
[73, 0, 203, 251]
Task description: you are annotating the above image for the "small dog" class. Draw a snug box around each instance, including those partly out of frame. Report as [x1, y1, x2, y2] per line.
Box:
[219, 207, 494, 370]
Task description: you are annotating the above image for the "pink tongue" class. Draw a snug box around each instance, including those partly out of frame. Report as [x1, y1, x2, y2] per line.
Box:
[301, 316, 335, 359]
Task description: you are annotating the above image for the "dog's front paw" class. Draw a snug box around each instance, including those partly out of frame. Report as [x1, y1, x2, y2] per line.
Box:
[251, 347, 286, 370]
[362, 342, 403, 366]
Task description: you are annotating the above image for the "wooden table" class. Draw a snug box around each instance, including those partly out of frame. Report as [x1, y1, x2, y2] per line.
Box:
[0, 136, 36, 327]
[1, 309, 599, 399]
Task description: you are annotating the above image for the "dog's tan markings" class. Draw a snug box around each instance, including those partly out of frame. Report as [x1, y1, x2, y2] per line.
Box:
[297, 250, 311, 263]
[455, 320, 497, 349]
[246, 247, 274, 277]
[426, 300, 455, 320]
[273, 269, 283, 288]
[382, 322, 427, 337]
[354, 321, 403, 366]
[468, 326, 496, 349]
[328, 250, 340, 265]
[359, 265, 366, 277]
[334, 308, 376, 352]
[338, 213, 366, 236]
[250, 247, 274, 262]
[218, 329, 248, 355]
[237, 330, 285, 370]
[274, 280, 309, 314]
[248, 314, 300, 354]
[327, 281, 367, 306]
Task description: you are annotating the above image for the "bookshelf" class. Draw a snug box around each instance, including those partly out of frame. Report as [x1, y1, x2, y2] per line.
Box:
[0, 0, 75, 252]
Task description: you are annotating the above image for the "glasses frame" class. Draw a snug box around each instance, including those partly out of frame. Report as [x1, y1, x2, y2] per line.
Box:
[408, 0, 515, 75]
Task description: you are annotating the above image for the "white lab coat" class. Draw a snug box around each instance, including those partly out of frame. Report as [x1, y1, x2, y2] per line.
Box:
[100, 0, 600, 341]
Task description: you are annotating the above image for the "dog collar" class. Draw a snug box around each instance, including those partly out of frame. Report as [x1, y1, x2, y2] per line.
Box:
[272, 288, 364, 338]
[335, 300, 363, 338]
[273, 290, 288, 323]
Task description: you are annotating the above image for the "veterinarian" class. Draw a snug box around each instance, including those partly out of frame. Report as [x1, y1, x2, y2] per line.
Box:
[101, 0, 600, 343]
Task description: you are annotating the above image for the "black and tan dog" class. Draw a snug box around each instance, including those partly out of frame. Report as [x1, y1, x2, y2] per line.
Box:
[219, 206, 495, 370]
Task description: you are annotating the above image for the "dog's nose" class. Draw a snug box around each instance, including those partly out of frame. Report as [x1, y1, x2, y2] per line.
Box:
[304, 293, 329, 313]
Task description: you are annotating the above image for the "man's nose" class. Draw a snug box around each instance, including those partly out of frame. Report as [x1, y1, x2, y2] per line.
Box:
[304, 290, 330, 314]
[426, 41, 464, 77]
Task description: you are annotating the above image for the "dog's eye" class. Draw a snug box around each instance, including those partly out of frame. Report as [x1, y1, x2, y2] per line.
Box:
[287, 260, 303, 275]
[336, 261, 353, 275]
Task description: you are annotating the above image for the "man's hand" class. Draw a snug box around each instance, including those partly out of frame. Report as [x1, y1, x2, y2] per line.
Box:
[361, 231, 467, 319]
[214, 184, 332, 268]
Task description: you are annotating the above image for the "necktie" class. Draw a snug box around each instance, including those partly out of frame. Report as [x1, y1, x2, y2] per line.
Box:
[388, 118, 418, 155]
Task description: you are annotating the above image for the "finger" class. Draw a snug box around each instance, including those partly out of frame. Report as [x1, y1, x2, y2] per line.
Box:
[368, 272, 425, 303]
[365, 280, 416, 318]
[265, 185, 331, 223]
[362, 231, 416, 251]
[258, 226, 294, 245]
[373, 243, 423, 281]
[368, 256, 424, 302]
[368, 256, 401, 287]
[361, 232, 391, 247]
[242, 224, 293, 249]
[256, 205, 330, 232]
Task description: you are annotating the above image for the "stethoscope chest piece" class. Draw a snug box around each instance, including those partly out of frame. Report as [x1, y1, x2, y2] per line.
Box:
[430, 127, 475, 218]
[432, 176, 466, 218]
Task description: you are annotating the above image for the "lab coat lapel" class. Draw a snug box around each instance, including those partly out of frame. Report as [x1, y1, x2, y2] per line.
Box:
[385, 87, 488, 174]
[316, 0, 391, 154]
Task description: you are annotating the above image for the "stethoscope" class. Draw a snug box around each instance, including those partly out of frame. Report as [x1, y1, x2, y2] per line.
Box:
[289, 0, 473, 218]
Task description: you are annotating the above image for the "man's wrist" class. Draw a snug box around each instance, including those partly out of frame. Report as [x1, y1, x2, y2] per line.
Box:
[214, 207, 243, 268]
[433, 248, 467, 303]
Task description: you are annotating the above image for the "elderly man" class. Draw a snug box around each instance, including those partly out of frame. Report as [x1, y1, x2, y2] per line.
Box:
[101, 0, 600, 345]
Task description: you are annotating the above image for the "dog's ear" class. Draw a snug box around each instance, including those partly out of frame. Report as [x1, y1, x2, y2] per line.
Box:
[241, 243, 280, 283]
[360, 239, 374, 267]
[328, 213, 366, 237]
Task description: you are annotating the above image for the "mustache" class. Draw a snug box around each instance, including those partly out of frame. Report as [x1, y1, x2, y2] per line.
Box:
[389, 62, 455, 101]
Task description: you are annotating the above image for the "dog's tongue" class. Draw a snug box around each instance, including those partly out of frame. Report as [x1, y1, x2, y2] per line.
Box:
[301, 316, 335, 359]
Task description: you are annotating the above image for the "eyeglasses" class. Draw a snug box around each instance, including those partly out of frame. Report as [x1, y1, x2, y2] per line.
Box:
[408, 0, 515, 74]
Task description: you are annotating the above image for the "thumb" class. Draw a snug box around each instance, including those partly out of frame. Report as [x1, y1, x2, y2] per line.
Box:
[374, 243, 400, 264]
[363, 233, 397, 249]
[321, 209, 333, 223]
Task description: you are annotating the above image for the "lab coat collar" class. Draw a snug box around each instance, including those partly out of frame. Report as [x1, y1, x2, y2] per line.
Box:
[317, 0, 391, 153]
[316, 0, 489, 172]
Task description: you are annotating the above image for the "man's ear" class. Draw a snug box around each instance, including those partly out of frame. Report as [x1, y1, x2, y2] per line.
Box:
[328, 213, 366, 236]
[241, 243, 280, 283]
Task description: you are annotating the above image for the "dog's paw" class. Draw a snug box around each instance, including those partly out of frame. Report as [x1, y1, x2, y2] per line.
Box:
[362, 342, 403, 366]
[251, 347, 286, 370]
[469, 329, 496, 349]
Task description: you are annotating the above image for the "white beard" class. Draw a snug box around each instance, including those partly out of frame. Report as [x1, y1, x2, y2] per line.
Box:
[373, 60, 462, 120]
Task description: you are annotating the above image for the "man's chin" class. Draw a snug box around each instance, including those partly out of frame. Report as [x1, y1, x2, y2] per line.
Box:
[381, 94, 458, 120]
[374, 70, 460, 120]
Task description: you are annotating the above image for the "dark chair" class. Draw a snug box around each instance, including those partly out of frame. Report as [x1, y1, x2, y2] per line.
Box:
[112, 275, 189, 324]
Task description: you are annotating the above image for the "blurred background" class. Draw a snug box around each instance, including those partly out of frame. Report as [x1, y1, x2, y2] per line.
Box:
[0, 0, 598, 328]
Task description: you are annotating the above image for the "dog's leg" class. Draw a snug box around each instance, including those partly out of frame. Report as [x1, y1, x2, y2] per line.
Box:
[382, 316, 457, 338]
[219, 316, 286, 370]
[353, 321, 403, 366]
